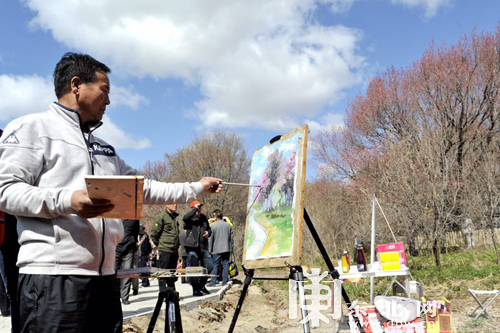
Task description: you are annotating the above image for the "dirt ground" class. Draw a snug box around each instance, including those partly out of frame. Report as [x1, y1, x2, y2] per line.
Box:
[424, 284, 500, 333]
[124, 282, 500, 333]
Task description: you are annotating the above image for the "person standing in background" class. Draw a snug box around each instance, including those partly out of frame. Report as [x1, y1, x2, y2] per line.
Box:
[208, 210, 233, 286]
[131, 248, 139, 296]
[150, 204, 180, 291]
[114, 219, 139, 305]
[137, 226, 152, 287]
[0, 211, 19, 331]
[178, 230, 188, 284]
[0, 211, 10, 317]
[183, 201, 212, 296]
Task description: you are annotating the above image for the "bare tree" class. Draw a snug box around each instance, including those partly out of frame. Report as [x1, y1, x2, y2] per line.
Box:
[146, 131, 252, 261]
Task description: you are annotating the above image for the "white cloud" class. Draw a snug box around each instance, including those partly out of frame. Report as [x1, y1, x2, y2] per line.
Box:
[306, 112, 344, 133]
[109, 85, 148, 110]
[0, 74, 150, 150]
[0, 74, 55, 122]
[390, 0, 452, 18]
[99, 115, 152, 150]
[319, 0, 357, 13]
[23, 0, 367, 131]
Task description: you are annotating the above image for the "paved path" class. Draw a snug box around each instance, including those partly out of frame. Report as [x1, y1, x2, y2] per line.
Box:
[246, 209, 267, 260]
[0, 278, 232, 332]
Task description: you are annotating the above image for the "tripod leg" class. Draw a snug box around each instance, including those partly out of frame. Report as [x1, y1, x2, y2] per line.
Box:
[165, 289, 183, 333]
[303, 209, 365, 333]
[228, 268, 254, 333]
[148, 292, 166, 333]
[290, 267, 311, 333]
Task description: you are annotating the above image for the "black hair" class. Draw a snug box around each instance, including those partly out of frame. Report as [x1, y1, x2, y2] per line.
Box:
[0, 129, 3, 138]
[53, 52, 111, 99]
[213, 209, 223, 220]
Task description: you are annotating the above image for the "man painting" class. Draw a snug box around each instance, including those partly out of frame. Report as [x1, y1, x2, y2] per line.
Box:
[0, 52, 222, 332]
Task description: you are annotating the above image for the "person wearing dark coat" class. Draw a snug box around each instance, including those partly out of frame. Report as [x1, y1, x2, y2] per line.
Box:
[0, 211, 10, 318]
[178, 230, 188, 284]
[0, 211, 20, 330]
[183, 201, 212, 296]
[114, 219, 140, 305]
[137, 226, 152, 287]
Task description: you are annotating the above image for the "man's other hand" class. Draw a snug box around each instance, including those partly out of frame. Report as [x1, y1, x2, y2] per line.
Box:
[71, 190, 114, 219]
[200, 177, 223, 194]
[203, 231, 209, 239]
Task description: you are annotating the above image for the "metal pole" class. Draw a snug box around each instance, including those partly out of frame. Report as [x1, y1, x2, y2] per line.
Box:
[147, 292, 165, 333]
[370, 195, 376, 304]
[228, 268, 254, 333]
[289, 266, 311, 333]
[303, 209, 364, 332]
[167, 289, 183, 333]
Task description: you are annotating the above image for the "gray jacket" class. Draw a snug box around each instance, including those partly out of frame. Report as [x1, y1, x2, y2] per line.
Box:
[0, 102, 204, 276]
[208, 219, 234, 254]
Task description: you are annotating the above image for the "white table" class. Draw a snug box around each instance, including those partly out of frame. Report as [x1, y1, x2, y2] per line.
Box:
[336, 264, 411, 303]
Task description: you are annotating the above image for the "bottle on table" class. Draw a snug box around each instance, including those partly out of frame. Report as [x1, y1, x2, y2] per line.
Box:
[341, 250, 350, 273]
[355, 243, 367, 272]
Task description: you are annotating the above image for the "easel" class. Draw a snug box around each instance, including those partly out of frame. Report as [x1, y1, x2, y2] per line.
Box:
[147, 278, 183, 333]
[228, 209, 365, 333]
[118, 270, 212, 333]
[228, 262, 310, 333]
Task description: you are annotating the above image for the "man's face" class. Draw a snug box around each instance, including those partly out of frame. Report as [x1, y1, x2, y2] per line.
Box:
[77, 71, 110, 124]
[166, 204, 177, 212]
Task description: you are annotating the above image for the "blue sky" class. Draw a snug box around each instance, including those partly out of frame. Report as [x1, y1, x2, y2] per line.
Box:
[1, 0, 498, 179]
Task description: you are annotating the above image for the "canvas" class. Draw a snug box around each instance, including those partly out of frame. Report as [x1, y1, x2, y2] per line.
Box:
[242, 124, 308, 269]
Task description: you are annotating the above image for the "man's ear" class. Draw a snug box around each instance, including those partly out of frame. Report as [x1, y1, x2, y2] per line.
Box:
[70, 76, 82, 95]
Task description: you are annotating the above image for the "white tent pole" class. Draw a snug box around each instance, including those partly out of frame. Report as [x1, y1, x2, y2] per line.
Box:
[375, 196, 397, 243]
[370, 195, 376, 304]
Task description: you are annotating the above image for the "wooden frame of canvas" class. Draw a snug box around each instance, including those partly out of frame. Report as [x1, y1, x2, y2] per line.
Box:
[242, 124, 308, 269]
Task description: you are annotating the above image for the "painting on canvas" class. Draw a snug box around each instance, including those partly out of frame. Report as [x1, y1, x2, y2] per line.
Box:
[242, 124, 308, 269]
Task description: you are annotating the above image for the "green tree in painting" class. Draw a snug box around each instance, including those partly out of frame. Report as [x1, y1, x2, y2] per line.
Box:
[261, 150, 284, 212]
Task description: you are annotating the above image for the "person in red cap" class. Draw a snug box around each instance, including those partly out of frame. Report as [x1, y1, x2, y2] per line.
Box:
[183, 200, 213, 296]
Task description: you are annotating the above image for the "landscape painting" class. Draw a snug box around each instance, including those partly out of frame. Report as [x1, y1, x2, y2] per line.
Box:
[243, 124, 308, 269]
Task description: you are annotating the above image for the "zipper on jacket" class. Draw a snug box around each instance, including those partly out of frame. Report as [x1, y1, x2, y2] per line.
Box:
[76, 113, 106, 276]
[88, 126, 107, 276]
[99, 218, 106, 275]
[88, 127, 106, 276]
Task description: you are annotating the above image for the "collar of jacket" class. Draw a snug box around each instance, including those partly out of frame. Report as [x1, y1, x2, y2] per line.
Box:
[168, 211, 179, 219]
[51, 102, 103, 133]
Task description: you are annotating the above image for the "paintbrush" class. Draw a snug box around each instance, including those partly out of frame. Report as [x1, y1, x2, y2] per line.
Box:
[221, 182, 262, 187]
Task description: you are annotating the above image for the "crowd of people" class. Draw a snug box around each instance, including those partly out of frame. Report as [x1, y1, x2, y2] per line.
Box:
[114, 201, 235, 300]
[0, 52, 228, 332]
